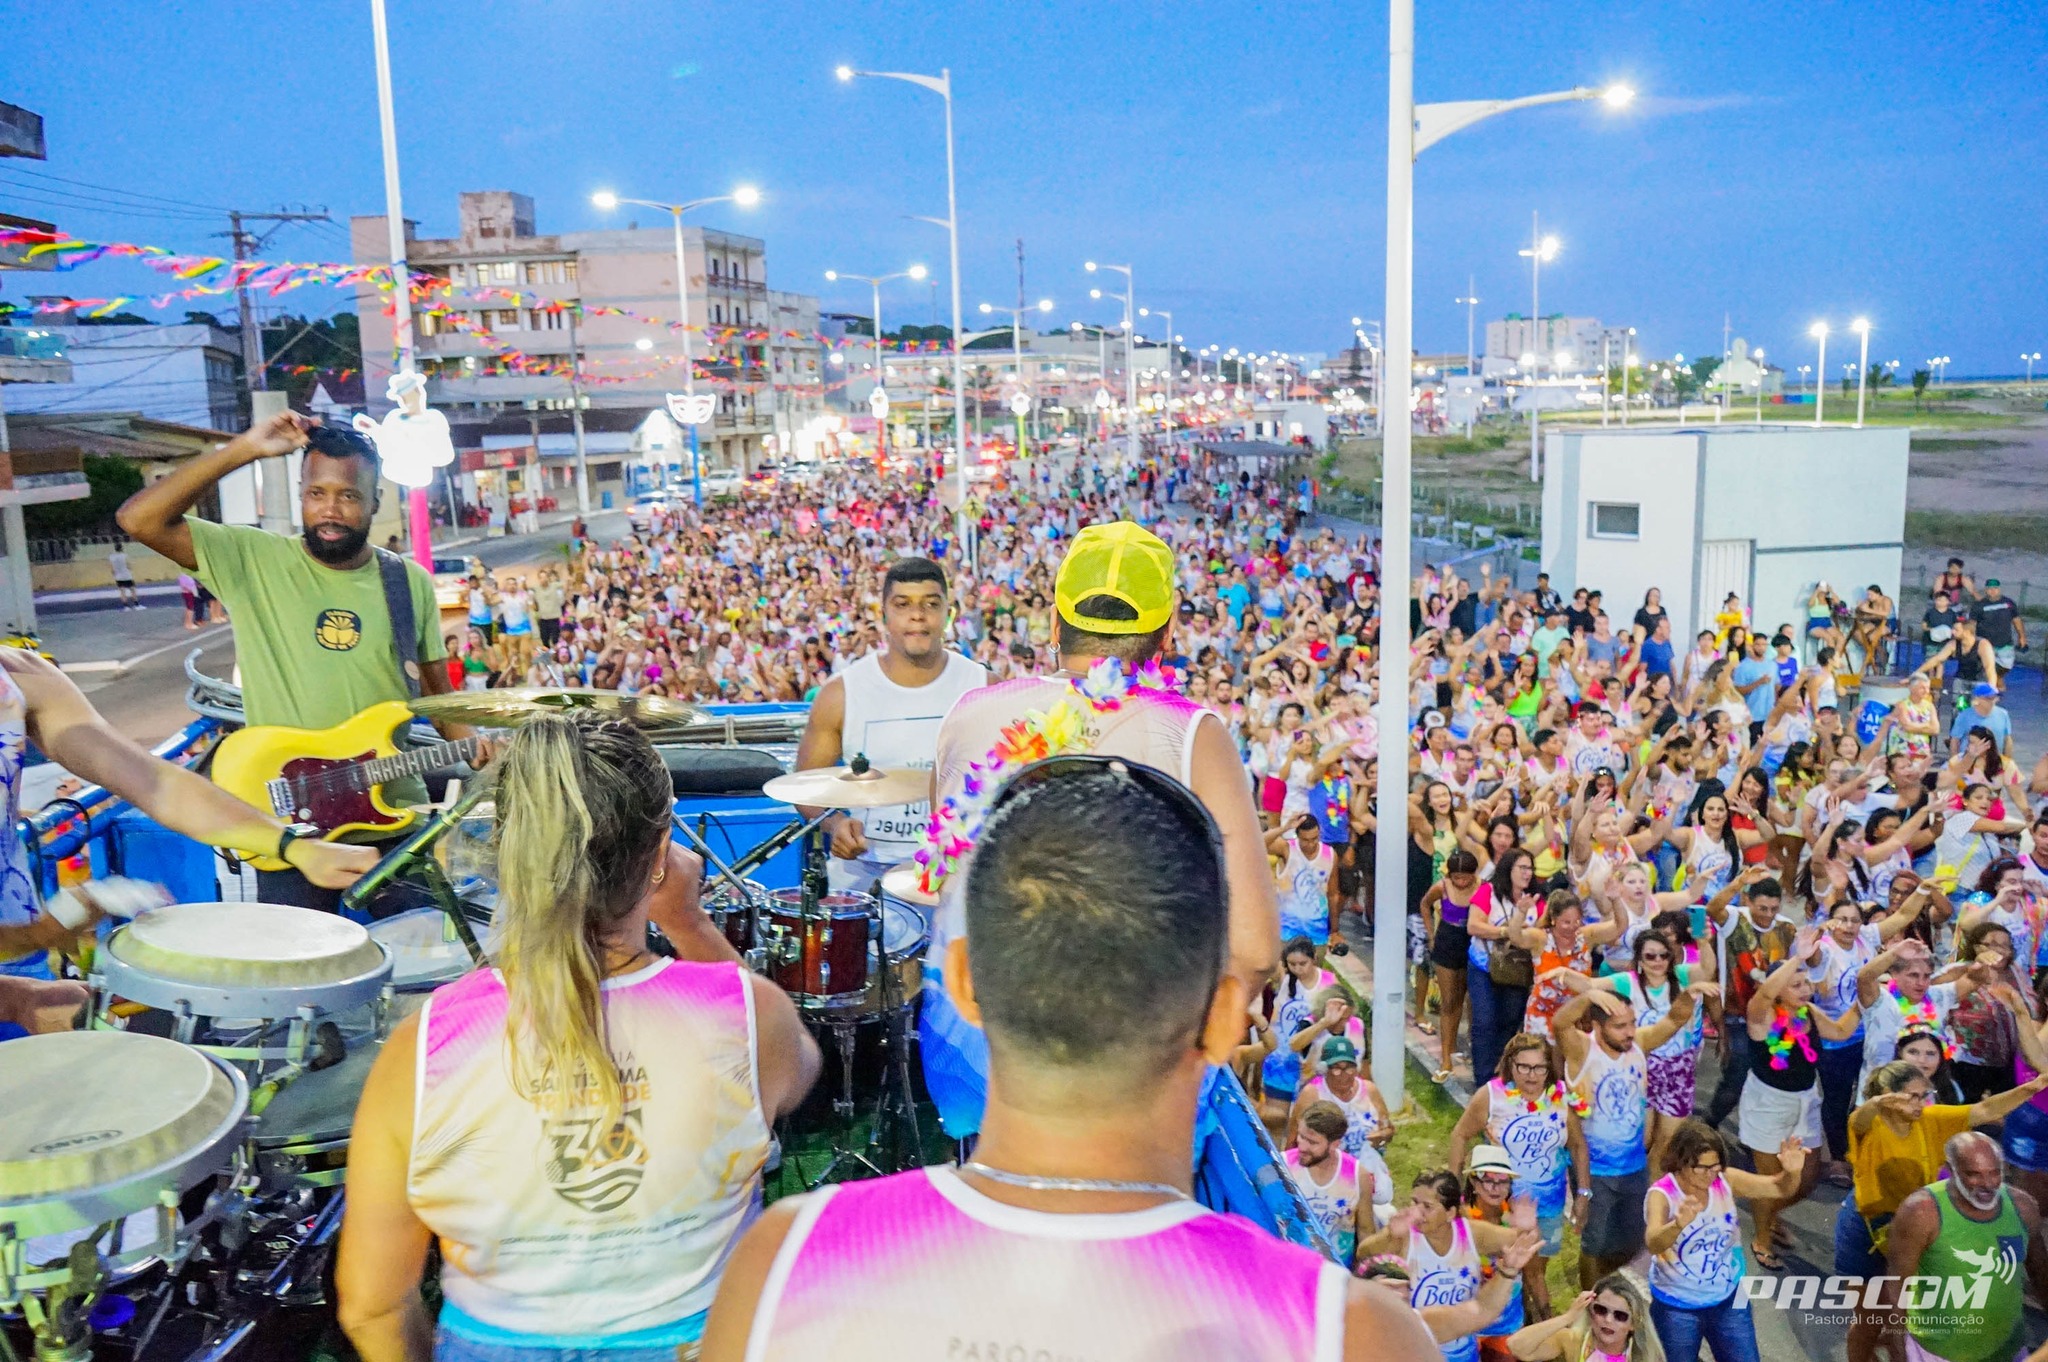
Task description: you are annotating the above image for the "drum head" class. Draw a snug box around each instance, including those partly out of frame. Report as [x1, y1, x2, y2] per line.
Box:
[112, 903, 385, 988]
[768, 889, 871, 918]
[367, 908, 478, 990]
[0, 1032, 241, 1206]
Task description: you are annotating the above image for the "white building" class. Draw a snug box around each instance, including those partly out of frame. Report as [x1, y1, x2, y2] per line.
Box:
[1483, 315, 1631, 379]
[3, 322, 240, 429]
[1539, 424, 1908, 648]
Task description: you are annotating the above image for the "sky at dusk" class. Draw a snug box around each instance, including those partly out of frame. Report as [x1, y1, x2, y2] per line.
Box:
[8, 1, 2046, 376]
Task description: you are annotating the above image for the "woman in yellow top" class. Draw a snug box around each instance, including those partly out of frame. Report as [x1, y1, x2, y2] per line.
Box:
[1835, 1056, 2048, 1362]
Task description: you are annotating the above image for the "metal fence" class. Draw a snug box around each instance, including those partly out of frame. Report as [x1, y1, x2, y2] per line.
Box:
[27, 532, 125, 565]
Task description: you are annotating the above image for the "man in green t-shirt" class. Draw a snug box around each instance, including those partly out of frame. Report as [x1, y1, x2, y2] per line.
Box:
[1886, 1133, 2041, 1362]
[118, 411, 475, 911]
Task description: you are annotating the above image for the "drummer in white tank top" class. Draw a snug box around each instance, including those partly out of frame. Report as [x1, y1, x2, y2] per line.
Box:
[791, 559, 986, 893]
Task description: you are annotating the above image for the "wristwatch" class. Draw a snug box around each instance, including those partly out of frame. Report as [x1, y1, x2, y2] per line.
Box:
[275, 823, 323, 866]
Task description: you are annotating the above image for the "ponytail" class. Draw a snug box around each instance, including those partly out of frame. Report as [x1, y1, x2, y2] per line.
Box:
[493, 712, 673, 1129]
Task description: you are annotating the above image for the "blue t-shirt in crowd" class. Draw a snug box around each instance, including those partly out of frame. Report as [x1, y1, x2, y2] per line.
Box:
[1775, 654, 1801, 690]
[1308, 775, 1353, 846]
[1222, 581, 1251, 627]
[1951, 703, 2012, 751]
[1733, 656, 1775, 722]
[1640, 636, 1675, 678]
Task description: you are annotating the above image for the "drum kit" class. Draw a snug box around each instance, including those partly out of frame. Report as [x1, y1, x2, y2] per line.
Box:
[3, 683, 942, 1360]
[677, 757, 938, 1186]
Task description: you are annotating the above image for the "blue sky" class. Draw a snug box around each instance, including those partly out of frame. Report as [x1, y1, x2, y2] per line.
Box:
[7, 1, 2045, 375]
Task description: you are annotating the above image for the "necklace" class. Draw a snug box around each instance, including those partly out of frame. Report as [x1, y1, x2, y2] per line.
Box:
[963, 1160, 1189, 1201]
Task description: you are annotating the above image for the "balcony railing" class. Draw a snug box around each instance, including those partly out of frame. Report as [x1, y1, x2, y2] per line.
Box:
[705, 274, 766, 296]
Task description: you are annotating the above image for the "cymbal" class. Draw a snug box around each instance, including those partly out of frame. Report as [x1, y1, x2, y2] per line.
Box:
[879, 862, 938, 907]
[410, 689, 708, 735]
[762, 763, 929, 810]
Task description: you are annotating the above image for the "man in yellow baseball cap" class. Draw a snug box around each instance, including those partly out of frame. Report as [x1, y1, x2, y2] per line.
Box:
[1053, 520, 1177, 647]
[920, 519, 1278, 1138]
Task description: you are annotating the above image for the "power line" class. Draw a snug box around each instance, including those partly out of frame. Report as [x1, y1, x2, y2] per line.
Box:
[0, 180, 219, 225]
[1, 166, 230, 213]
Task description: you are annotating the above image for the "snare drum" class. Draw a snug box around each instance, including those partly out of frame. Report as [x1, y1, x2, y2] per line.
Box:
[861, 897, 929, 1015]
[763, 889, 871, 1004]
[705, 877, 766, 956]
[0, 1031, 247, 1239]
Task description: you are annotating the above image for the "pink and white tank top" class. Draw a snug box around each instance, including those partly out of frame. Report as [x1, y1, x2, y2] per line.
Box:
[409, 959, 769, 1339]
[741, 1166, 1346, 1361]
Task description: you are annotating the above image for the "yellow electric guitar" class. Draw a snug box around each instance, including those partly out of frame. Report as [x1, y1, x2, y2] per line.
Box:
[211, 700, 484, 870]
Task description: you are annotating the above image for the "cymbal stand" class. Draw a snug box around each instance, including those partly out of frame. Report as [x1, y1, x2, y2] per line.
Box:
[802, 1016, 885, 1189]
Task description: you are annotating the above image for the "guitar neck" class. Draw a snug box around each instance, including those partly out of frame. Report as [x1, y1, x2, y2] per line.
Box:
[358, 736, 482, 788]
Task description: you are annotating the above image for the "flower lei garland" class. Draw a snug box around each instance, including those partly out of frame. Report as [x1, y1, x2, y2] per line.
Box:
[1887, 982, 1953, 1059]
[912, 658, 1169, 897]
[1765, 1005, 1817, 1070]
[1513, 1079, 1587, 1117]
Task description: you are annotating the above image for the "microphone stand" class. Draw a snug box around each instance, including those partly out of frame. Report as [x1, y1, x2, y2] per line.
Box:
[341, 781, 491, 965]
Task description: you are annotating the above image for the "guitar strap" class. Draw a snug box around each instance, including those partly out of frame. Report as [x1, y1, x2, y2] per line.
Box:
[373, 548, 423, 700]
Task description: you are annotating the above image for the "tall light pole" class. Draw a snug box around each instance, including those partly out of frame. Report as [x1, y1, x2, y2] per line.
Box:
[1809, 322, 1829, 424]
[1518, 218, 1561, 376]
[1086, 262, 1138, 464]
[2026, 352, 2042, 391]
[837, 65, 968, 538]
[592, 186, 760, 506]
[1377, 0, 1631, 1109]
[1754, 346, 1766, 422]
[981, 296, 1052, 455]
[829, 264, 929, 468]
[367, 0, 435, 569]
[1852, 317, 1872, 427]
[1454, 279, 1479, 376]
[1140, 306, 1176, 454]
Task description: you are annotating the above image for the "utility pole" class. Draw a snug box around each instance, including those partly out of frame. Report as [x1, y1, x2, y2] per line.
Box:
[228, 207, 330, 533]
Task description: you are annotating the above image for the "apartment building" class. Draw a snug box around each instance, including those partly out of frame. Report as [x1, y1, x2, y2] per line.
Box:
[351, 191, 823, 473]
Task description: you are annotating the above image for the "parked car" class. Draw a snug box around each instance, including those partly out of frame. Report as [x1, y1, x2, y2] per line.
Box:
[432, 556, 477, 613]
[626, 490, 673, 532]
[700, 468, 744, 497]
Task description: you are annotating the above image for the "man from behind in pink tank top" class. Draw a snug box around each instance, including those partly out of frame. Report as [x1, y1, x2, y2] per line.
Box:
[918, 520, 1280, 1137]
[702, 757, 1438, 1361]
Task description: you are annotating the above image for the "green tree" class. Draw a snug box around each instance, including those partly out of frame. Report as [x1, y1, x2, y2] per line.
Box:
[1911, 368, 1931, 409]
[1867, 363, 1894, 390]
[24, 455, 144, 536]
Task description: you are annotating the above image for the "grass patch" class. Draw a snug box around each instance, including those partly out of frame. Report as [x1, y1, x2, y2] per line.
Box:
[1911, 436, 2022, 453]
[1905, 509, 2048, 553]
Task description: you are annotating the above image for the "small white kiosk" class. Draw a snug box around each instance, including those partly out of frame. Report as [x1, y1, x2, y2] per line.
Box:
[1539, 423, 1909, 647]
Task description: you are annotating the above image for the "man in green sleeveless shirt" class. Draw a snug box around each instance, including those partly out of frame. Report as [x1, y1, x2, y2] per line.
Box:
[1886, 1132, 2040, 1362]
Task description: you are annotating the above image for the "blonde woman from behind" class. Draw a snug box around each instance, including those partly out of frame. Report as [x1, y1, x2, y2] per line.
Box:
[337, 713, 820, 1362]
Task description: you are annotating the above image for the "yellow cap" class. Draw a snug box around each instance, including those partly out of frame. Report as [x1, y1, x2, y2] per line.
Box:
[1054, 521, 1176, 635]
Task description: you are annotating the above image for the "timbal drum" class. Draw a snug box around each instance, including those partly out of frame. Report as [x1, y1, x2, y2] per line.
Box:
[96, 902, 393, 1029]
[0, 1031, 247, 1238]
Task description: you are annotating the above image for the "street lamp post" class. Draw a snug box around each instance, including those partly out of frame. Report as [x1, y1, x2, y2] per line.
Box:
[1140, 306, 1176, 456]
[1377, 0, 1631, 1108]
[366, 0, 438, 570]
[830, 265, 929, 468]
[1809, 322, 1829, 425]
[1852, 318, 1871, 427]
[1754, 347, 1766, 422]
[1086, 262, 1138, 464]
[592, 186, 760, 506]
[981, 297, 1052, 456]
[838, 65, 968, 544]
[1517, 219, 1560, 479]
[2026, 352, 2042, 390]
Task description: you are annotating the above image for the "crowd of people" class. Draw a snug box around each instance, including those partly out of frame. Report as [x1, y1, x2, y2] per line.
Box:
[416, 437, 2048, 1362]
